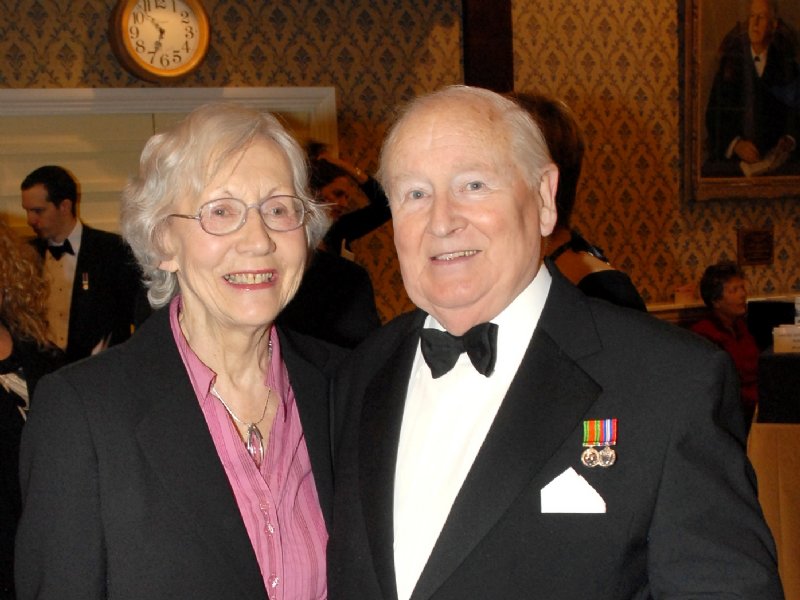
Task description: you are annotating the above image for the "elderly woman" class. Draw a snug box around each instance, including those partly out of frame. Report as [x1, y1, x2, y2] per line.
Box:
[15, 104, 343, 600]
[0, 218, 64, 598]
[691, 262, 759, 432]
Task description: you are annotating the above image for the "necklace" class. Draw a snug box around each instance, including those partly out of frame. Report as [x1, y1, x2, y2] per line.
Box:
[212, 385, 271, 468]
[210, 338, 274, 468]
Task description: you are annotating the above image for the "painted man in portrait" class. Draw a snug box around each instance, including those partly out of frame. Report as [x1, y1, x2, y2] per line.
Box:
[704, 0, 800, 177]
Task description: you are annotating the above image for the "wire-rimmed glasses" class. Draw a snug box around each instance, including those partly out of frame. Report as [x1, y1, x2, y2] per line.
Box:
[168, 195, 306, 236]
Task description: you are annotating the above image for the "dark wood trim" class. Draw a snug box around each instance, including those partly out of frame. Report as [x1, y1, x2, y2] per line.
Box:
[462, 0, 514, 92]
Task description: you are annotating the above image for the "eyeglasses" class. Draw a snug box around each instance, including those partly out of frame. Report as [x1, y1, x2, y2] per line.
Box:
[168, 195, 306, 236]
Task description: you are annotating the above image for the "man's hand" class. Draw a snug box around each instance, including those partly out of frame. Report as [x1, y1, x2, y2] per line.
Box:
[777, 135, 796, 153]
[733, 139, 761, 163]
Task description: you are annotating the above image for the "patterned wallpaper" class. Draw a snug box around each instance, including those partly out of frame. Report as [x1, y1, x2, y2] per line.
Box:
[514, 0, 800, 305]
[1, 0, 798, 323]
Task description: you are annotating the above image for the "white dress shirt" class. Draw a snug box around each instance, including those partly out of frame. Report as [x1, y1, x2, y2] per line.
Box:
[393, 264, 552, 600]
[44, 221, 82, 350]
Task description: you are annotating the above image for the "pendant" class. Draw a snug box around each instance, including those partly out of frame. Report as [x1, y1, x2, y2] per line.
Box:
[246, 424, 265, 468]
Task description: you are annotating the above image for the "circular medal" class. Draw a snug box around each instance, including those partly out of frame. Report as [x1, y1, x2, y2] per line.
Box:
[598, 445, 616, 467]
[581, 447, 599, 468]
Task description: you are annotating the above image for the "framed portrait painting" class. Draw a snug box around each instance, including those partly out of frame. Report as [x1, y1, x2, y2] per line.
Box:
[683, 0, 800, 200]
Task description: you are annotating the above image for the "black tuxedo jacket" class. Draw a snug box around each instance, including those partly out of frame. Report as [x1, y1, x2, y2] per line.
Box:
[32, 224, 143, 363]
[16, 307, 345, 599]
[328, 265, 783, 599]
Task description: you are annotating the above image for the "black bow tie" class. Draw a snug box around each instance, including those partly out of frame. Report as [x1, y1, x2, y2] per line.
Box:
[47, 239, 74, 260]
[420, 322, 498, 379]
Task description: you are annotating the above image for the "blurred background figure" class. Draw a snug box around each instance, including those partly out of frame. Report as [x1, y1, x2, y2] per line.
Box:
[306, 141, 391, 258]
[512, 93, 647, 312]
[0, 218, 64, 600]
[691, 261, 759, 432]
[278, 143, 385, 348]
[20, 165, 144, 363]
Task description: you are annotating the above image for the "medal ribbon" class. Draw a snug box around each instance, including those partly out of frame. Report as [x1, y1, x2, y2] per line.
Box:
[582, 418, 617, 447]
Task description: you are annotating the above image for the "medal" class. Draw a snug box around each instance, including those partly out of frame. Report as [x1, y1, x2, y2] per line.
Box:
[598, 445, 616, 467]
[581, 447, 600, 467]
[581, 418, 618, 468]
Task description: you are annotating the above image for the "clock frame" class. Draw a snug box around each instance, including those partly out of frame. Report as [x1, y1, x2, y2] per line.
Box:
[110, 0, 210, 83]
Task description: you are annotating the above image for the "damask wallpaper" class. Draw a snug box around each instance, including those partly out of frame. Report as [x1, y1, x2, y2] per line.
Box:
[514, 0, 800, 305]
[1, 0, 798, 323]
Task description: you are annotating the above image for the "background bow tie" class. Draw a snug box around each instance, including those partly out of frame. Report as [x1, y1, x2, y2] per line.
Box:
[420, 322, 498, 379]
[47, 239, 74, 260]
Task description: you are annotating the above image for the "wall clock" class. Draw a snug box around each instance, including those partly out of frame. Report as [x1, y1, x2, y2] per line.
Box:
[110, 0, 210, 83]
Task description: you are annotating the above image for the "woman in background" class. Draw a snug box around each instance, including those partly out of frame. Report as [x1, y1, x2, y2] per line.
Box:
[0, 218, 63, 599]
[691, 262, 759, 432]
[513, 92, 647, 312]
[16, 103, 344, 599]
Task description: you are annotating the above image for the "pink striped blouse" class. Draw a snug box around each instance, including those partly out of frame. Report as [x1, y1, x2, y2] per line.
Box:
[170, 296, 328, 599]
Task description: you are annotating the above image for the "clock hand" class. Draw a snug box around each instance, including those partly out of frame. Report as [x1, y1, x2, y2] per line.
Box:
[144, 14, 166, 39]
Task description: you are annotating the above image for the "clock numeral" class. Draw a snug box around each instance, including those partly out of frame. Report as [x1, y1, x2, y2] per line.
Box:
[128, 24, 141, 39]
[159, 50, 183, 68]
[139, 0, 167, 11]
[180, 10, 190, 24]
[184, 25, 195, 39]
[132, 10, 145, 25]
[135, 40, 147, 54]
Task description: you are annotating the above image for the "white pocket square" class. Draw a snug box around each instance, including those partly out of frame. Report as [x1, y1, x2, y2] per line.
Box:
[540, 467, 606, 513]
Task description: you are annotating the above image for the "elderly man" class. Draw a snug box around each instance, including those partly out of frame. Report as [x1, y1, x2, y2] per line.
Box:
[328, 86, 782, 599]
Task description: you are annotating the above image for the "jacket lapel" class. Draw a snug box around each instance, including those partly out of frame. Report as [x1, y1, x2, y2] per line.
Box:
[360, 312, 426, 600]
[412, 269, 604, 600]
[277, 326, 337, 528]
[128, 309, 266, 598]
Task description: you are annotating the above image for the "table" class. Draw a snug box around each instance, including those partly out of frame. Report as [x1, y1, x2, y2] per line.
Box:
[748, 423, 800, 599]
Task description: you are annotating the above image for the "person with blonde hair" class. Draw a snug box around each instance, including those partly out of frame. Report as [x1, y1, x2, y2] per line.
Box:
[0, 218, 63, 599]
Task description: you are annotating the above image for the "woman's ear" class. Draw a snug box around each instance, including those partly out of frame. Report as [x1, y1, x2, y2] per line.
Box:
[157, 227, 179, 273]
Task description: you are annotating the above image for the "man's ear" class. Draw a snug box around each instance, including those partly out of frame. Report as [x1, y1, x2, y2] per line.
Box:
[537, 164, 558, 237]
[59, 198, 74, 217]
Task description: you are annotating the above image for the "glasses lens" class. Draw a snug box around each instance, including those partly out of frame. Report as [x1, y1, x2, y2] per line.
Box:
[261, 196, 305, 231]
[199, 198, 246, 235]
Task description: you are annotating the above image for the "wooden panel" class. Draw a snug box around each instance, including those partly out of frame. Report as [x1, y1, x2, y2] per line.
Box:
[462, 0, 513, 92]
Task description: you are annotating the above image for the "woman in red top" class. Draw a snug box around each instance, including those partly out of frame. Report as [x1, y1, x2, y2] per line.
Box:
[691, 262, 759, 433]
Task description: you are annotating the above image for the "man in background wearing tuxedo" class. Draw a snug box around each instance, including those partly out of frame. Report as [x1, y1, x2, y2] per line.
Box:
[21, 165, 142, 363]
[328, 86, 782, 599]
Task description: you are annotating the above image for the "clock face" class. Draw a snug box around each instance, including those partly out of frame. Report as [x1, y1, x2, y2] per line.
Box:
[112, 0, 210, 81]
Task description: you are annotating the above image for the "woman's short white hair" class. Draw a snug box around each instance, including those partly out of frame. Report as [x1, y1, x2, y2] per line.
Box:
[377, 85, 552, 194]
[121, 102, 329, 309]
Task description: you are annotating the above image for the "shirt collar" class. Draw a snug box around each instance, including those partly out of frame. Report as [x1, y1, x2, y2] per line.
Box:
[424, 262, 552, 371]
[58, 220, 82, 255]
